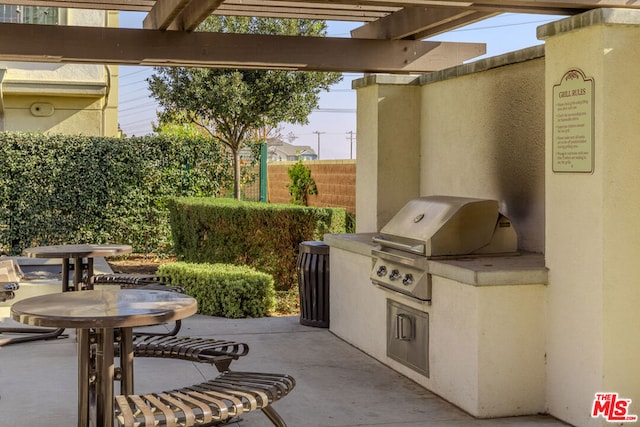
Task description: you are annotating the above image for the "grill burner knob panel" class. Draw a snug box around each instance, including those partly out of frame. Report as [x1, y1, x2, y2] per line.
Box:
[403, 274, 414, 286]
[376, 266, 388, 277]
[370, 250, 431, 301]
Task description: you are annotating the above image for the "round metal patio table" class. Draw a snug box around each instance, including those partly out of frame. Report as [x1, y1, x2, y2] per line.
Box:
[11, 288, 198, 427]
[24, 244, 132, 292]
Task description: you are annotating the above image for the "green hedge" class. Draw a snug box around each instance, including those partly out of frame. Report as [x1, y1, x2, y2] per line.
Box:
[157, 261, 275, 318]
[0, 132, 234, 255]
[167, 197, 346, 291]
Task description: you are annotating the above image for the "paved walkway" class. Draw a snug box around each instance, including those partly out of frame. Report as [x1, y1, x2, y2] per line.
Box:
[0, 313, 571, 427]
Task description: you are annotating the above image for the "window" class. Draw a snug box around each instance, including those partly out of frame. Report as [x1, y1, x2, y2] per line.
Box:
[0, 5, 59, 24]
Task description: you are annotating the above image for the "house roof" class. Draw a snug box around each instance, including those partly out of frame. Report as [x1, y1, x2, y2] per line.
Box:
[1, 1, 636, 73]
[269, 141, 315, 158]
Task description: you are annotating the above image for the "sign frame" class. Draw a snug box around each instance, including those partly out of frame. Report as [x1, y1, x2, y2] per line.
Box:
[552, 69, 595, 174]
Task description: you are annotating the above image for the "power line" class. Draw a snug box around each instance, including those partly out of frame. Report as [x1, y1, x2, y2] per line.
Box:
[313, 108, 356, 113]
[119, 114, 157, 126]
[441, 17, 560, 34]
[119, 101, 158, 113]
[119, 79, 150, 89]
[119, 68, 152, 79]
[120, 119, 156, 129]
[295, 131, 351, 136]
[119, 92, 154, 104]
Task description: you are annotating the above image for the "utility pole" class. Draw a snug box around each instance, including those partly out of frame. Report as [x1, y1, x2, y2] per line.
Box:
[312, 131, 325, 160]
[346, 131, 356, 159]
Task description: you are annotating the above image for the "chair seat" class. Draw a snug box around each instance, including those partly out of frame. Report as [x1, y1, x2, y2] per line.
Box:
[132, 335, 250, 372]
[115, 371, 296, 427]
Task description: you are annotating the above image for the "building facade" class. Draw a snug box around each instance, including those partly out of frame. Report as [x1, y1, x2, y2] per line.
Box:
[0, 7, 118, 136]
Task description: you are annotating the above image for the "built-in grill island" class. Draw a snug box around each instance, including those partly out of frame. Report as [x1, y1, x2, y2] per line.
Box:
[324, 194, 548, 418]
[371, 195, 518, 301]
[371, 196, 518, 378]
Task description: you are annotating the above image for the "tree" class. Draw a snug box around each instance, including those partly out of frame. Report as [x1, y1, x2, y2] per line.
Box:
[147, 17, 342, 199]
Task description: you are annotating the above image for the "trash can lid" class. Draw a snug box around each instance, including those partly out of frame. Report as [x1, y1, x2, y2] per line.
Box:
[299, 241, 330, 254]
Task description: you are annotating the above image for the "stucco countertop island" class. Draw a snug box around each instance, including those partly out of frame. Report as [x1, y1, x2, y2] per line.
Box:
[325, 232, 549, 418]
[324, 232, 547, 287]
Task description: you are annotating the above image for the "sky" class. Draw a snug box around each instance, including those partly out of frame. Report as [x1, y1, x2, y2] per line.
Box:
[118, 12, 566, 159]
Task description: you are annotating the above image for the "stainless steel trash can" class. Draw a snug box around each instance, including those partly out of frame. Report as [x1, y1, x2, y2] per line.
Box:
[296, 241, 330, 328]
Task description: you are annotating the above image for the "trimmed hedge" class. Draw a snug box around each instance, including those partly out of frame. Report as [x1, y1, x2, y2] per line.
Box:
[167, 197, 346, 291]
[157, 261, 275, 318]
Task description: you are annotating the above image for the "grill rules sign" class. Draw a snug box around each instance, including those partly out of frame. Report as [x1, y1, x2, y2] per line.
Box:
[552, 69, 594, 173]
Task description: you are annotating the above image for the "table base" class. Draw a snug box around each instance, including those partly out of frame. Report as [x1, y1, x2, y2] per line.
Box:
[78, 328, 134, 427]
[64, 257, 94, 292]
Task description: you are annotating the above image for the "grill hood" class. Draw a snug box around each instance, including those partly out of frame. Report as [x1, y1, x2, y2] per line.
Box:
[372, 195, 517, 258]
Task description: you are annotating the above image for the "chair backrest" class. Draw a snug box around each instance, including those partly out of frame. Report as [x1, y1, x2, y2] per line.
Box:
[0, 259, 22, 283]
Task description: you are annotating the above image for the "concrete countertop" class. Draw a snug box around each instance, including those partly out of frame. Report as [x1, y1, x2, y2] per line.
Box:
[324, 233, 547, 286]
[429, 252, 547, 286]
[324, 232, 379, 257]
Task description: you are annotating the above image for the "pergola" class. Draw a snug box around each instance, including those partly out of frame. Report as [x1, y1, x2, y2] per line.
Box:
[0, 1, 639, 73]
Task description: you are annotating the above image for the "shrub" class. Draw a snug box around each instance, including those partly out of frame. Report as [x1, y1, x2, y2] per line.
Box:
[157, 261, 276, 318]
[0, 132, 235, 254]
[287, 160, 317, 206]
[167, 197, 346, 291]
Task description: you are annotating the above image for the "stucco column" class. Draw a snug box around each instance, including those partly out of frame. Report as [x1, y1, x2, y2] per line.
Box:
[353, 75, 421, 232]
[539, 9, 640, 427]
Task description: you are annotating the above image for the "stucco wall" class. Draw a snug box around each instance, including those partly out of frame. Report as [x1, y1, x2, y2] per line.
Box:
[355, 77, 421, 233]
[353, 51, 545, 252]
[418, 48, 546, 253]
[3, 95, 107, 134]
[0, 9, 118, 136]
[540, 10, 640, 427]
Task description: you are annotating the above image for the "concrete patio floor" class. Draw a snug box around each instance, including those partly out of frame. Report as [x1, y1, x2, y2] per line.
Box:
[0, 313, 571, 427]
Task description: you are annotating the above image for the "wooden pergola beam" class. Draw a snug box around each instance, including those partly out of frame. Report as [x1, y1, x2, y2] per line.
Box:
[142, 0, 227, 31]
[0, 22, 485, 73]
[142, 0, 190, 30]
[352, 7, 498, 39]
[168, 0, 224, 31]
[4, 0, 639, 42]
[137, 0, 599, 37]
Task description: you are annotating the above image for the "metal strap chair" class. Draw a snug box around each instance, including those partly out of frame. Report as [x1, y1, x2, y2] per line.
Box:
[0, 281, 66, 346]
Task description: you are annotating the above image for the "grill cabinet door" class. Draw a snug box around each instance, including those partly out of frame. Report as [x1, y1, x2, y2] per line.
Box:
[387, 300, 429, 376]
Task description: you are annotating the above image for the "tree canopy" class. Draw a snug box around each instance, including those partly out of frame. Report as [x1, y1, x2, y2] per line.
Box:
[148, 16, 342, 199]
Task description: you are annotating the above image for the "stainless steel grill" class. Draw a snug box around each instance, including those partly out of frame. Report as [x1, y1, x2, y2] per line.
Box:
[371, 195, 518, 300]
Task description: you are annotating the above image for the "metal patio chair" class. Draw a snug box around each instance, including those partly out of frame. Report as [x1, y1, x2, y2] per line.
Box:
[0, 280, 66, 346]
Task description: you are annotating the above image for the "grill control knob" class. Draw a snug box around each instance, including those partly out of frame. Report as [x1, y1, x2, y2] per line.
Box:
[376, 266, 387, 277]
[403, 274, 414, 286]
[390, 269, 401, 281]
